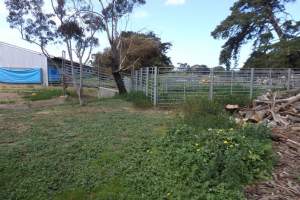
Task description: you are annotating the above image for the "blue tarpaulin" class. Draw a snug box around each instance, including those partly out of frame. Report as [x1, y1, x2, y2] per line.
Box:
[0, 67, 42, 84]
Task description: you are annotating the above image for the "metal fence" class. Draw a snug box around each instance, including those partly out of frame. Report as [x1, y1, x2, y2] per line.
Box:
[129, 67, 300, 107]
[48, 63, 117, 90]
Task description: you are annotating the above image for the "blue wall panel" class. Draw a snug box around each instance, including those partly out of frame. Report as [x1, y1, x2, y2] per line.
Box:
[48, 65, 61, 83]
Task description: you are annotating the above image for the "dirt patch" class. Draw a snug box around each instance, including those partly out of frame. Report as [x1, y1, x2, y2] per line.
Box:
[0, 84, 41, 90]
[245, 128, 300, 199]
[0, 96, 67, 110]
[0, 92, 21, 99]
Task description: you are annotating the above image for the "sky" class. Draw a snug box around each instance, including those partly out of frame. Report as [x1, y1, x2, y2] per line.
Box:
[0, 0, 300, 68]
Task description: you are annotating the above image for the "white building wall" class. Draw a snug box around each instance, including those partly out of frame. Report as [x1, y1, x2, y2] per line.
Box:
[0, 42, 48, 86]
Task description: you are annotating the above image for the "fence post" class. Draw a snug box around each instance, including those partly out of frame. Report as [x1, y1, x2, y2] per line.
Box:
[131, 68, 134, 92]
[98, 66, 101, 98]
[140, 68, 143, 91]
[230, 70, 234, 95]
[250, 68, 254, 99]
[145, 67, 149, 96]
[184, 81, 186, 102]
[287, 68, 291, 90]
[135, 70, 138, 91]
[269, 69, 272, 88]
[209, 68, 214, 100]
[61, 50, 67, 96]
[153, 67, 158, 106]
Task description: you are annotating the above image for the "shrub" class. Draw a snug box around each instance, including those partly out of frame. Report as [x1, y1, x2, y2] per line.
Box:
[182, 96, 236, 129]
[119, 92, 152, 109]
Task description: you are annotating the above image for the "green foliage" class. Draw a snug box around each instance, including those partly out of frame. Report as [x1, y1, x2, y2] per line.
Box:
[182, 96, 236, 129]
[93, 31, 173, 71]
[123, 124, 274, 199]
[119, 91, 152, 108]
[244, 37, 300, 68]
[212, 0, 300, 68]
[23, 88, 63, 101]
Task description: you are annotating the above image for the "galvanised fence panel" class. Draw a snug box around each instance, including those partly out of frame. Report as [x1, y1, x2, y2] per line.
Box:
[131, 67, 300, 107]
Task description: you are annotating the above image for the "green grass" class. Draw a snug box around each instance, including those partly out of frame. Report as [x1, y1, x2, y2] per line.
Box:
[118, 91, 153, 109]
[0, 99, 16, 104]
[0, 96, 274, 200]
[22, 88, 64, 101]
[0, 99, 168, 200]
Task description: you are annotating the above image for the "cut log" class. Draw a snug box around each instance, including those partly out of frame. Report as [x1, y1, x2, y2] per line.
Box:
[234, 90, 299, 129]
[225, 104, 240, 112]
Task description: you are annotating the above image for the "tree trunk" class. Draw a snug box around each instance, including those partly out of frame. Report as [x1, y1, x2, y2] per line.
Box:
[111, 44, 127, 94]
[267, 7, 285, 40]
[78, 59, 84, 106]
[112, 71, 127, 94]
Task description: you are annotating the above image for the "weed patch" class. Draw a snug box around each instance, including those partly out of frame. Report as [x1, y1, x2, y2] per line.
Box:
[122, 124, 274, 199]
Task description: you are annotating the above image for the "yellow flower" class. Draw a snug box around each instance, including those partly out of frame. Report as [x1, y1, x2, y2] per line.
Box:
[31, 93, 37, 96]
[224, 140, 229, 144]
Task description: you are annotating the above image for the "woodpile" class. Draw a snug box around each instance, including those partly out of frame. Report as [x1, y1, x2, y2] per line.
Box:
[227, 89, 300, 128]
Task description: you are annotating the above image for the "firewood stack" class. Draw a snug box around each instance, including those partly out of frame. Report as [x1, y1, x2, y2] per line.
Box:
[227, 89, 300, 129]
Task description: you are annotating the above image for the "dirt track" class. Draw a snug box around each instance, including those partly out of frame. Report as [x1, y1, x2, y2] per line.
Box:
[245, 128, 300, 200]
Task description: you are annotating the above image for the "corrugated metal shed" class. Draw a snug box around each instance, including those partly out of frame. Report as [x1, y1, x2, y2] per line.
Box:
[0, 41, 48, 86]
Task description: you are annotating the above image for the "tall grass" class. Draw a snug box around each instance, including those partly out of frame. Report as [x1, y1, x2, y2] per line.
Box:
[119, 91, 152, 109]
[182, 96, 235, 129]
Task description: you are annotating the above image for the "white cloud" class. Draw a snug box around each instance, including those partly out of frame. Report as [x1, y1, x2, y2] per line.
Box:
[165, 0, 186, 6]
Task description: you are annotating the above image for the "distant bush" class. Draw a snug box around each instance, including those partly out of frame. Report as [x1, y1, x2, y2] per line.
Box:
[23, 88, 63, 101]
[119, 91, 152, 109]
[182, 96, 236, 129]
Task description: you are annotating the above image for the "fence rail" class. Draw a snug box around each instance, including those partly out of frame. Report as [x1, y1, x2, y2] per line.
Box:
[48, 62, 300, 106]
[130, 67, 300, 107]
